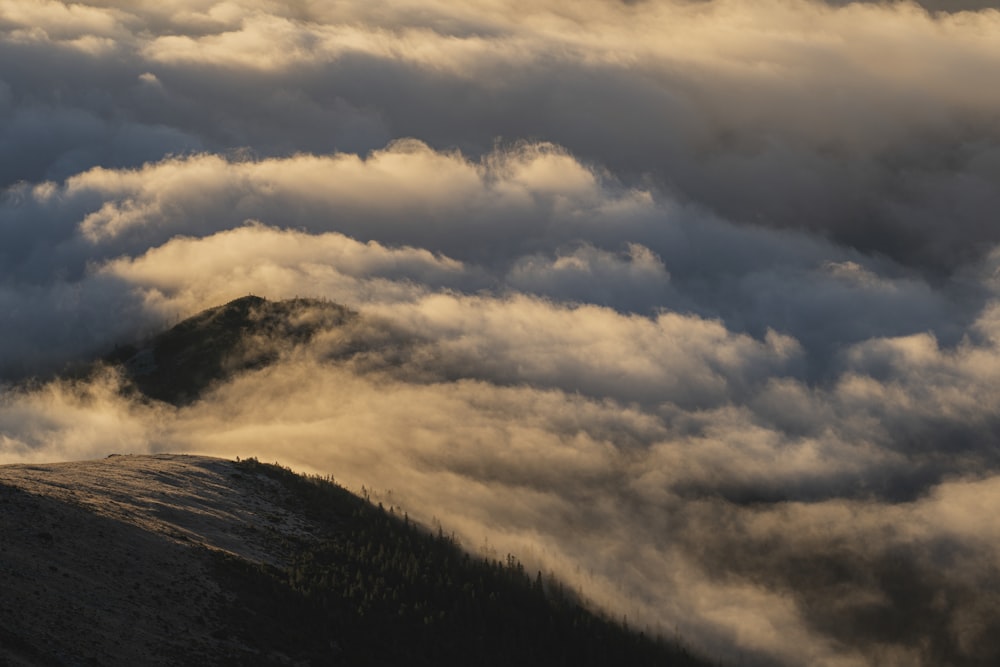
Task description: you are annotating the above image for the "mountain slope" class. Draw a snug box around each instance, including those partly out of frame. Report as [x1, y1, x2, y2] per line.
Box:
[0, 454, 319, 666]
[0, 454, 712, 666]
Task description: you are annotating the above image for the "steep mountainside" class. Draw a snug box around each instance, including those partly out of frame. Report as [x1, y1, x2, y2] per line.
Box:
[0, 454, 712, 666]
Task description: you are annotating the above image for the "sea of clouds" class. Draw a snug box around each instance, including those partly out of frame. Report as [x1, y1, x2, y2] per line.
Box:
[3, 1, 1000, 665]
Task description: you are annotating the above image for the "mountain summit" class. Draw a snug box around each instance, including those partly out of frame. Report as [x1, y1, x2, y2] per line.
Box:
[105, 296, 354, 405]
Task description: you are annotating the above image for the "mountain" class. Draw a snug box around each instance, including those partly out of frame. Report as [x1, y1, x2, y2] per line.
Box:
[0, 454, 712, 666]
[1, 298, 715, 665]
[103, 296, 355, 406]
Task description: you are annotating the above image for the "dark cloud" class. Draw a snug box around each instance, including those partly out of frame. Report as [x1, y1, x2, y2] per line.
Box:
[676, 491, 1000, 666]
[821, 0, 1000, 12]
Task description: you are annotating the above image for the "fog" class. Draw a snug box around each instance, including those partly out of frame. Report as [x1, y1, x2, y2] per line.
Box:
[3, 1, 1000, 665]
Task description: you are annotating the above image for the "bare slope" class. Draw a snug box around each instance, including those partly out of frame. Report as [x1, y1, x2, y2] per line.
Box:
[0, 454, 322, 666]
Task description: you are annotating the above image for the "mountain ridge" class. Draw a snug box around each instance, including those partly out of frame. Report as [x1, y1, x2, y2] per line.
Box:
[0, 453, 713, 666]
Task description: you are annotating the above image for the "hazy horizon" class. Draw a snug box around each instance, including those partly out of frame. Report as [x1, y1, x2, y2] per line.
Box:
[3, 1, 1000, 665]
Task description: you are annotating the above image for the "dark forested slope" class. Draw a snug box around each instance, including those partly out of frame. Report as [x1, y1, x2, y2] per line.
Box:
[216, 457, 712, 666]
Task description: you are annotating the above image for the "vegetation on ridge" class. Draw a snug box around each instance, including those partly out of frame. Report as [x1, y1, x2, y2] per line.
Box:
[214, 458, 713, 666]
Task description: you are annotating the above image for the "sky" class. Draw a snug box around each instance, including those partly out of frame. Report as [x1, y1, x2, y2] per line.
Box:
[2, 1, 1000, 665]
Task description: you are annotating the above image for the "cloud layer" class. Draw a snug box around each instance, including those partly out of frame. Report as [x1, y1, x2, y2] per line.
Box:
[4, 1, 1000, 666]
[4, 0, 1000, 270]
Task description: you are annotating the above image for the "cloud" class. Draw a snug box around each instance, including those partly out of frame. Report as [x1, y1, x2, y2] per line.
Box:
[3, 0, 1000, 268]
[506, 243, 674, 310]
[8, 283, 1000, 664]
[0, 142, 973, 378]
[3, 1, 1000, 665]
[6, 297, 998, 665]
[0, 366, 162, 463]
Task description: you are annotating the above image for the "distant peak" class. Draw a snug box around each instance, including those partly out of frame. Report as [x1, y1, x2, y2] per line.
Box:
[109, 296, 355, 405]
